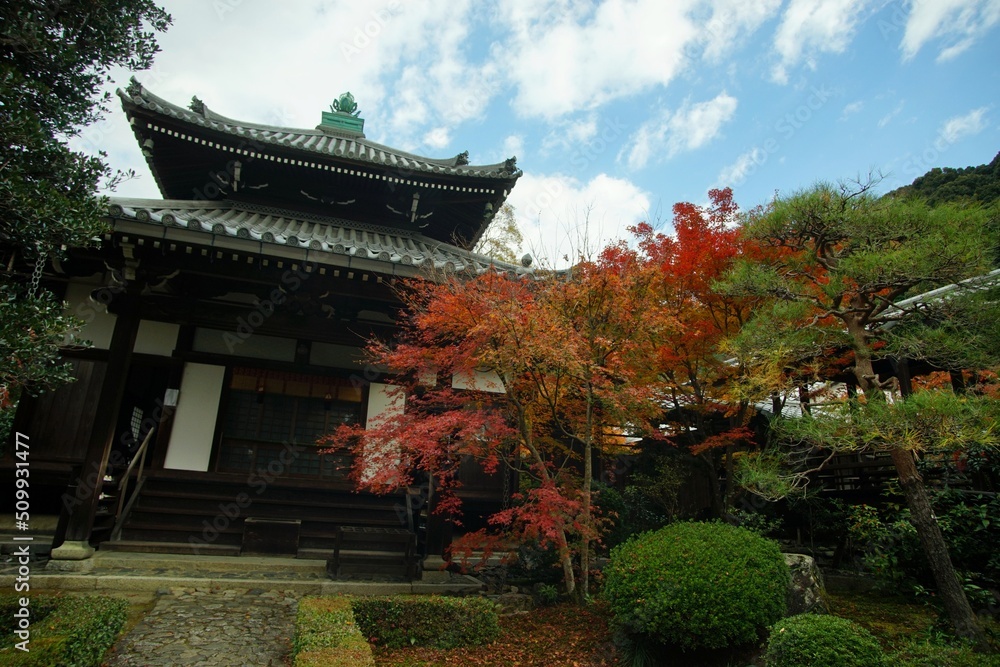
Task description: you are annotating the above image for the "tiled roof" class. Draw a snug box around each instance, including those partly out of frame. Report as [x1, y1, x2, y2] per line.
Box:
[107, 198, 530, 277]
[118, 80, 521, 181]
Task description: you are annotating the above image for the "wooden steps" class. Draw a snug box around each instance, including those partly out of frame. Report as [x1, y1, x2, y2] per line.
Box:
[105, 473, 419, 577]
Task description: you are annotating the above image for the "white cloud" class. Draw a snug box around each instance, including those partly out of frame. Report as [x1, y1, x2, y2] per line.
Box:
[423, 127, 451, 149]
[701, 0, 783, 61]
[717, 148, 767, 187]
[840, 100, 864, 120]
[771, 0, 871, 84]
[498, 0, 700, 119]
[507, 172, 650, 266]
[901, 0, 1000, 62]
[541, 116, 600, 154]
[939, 106, 989, 143]
[877, 100, 905, 128]
[622, 93, 738, 170]
[502, 134, 525, 160]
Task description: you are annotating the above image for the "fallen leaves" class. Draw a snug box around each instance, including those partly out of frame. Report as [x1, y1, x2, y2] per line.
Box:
[371, 603, 620, 666]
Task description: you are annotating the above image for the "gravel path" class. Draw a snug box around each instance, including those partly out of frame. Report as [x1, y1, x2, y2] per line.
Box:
[106, 587, 297, 667]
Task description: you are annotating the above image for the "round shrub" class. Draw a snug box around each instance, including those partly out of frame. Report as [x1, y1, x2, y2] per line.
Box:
[603, 521, 789, 651]
[764, 614, 887, 667]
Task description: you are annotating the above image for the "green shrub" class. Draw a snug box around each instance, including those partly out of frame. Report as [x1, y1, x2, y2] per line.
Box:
[603, 521, 790, 651]
[764, 614, 887, 667]
[293, 597, 374, 667]
[350, 595, 499, 649]
[0, 594, 128, 667]
[535, 583, 559, 606]
[848, 449, 1000, 603]
[890, 636, 1000, 667]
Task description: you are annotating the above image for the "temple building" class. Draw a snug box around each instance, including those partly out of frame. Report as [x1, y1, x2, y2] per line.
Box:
[9, 80, 523, 577]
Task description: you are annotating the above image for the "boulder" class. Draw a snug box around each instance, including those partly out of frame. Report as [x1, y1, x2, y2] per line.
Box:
[784, 553, 829, 615]
[495, 592, 534, 613]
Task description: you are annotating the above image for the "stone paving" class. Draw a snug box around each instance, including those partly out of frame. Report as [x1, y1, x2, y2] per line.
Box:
[106, 586, 298, 667]
[0, 550, 484, 664]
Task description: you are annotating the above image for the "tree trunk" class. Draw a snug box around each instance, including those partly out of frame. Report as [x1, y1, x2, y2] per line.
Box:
[520, 408, 577, 598]
[889, 447, 991, 652]
[578, 448, 591, 602]
[701, 454, 725, 518]
[557, 529, 576, 598]
[724, 444, 735, 513]
[850, 316, 989, 651]
[579, 400, 594, 603]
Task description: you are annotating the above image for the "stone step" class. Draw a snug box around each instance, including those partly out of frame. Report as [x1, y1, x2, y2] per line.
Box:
[89, 549, 329, 574]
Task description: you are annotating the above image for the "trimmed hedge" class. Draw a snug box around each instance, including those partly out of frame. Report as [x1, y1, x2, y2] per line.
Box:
[603, 521, 790, 651]
[764, 614, 887, 667]
[890, 637, 1000, 667]
[0, 594, 128, 667]
[293, 597, 374, 667]
[351, 595, 500, 649]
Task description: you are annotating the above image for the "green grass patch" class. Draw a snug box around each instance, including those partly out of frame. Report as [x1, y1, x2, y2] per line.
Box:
[0, 594, 128, 667]
[827, 590, 1000, 666]
[827, 590, 938, 645]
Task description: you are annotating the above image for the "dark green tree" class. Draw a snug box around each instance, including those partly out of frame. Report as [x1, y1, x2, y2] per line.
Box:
[0, 1, 171, 405]
[720, 178, 999, 651]
[889, 151, 1000, 207]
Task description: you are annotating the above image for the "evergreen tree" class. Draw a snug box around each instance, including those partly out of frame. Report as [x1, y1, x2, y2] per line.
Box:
[721, 178, 998, 651]
[0, 1, 171, 403]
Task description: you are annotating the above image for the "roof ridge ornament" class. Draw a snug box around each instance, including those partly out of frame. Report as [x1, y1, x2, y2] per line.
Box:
[126, 76, 143, 98]
[189, 95, 206, 115]
[330, 92, 360, 117]
[320, 91, 365, 136]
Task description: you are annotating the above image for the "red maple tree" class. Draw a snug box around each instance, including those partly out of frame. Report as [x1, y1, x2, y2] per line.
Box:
[320, 254, 676, 599]
[607, 188, 767, 513]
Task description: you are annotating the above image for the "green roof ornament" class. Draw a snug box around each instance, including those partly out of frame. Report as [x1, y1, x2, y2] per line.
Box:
[330, 92, 360, 117]
[320, 92, 365, 135]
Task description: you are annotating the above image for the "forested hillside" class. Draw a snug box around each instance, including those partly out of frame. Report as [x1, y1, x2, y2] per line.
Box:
[889, 151, 1000, 205]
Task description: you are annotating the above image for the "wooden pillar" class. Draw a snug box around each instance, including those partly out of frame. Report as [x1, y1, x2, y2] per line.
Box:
[420, 478, 454, 581]
[51, 301, 140, 560]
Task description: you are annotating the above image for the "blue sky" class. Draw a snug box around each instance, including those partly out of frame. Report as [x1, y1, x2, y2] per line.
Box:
[86, 0, 1000, 265]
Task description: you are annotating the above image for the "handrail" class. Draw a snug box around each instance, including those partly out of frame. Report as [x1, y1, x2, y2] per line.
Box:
[113, 427, 155, 533]
[118, 426, 155, 490]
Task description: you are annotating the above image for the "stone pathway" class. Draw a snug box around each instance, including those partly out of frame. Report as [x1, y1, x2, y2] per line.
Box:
[106, 587, 298, 667]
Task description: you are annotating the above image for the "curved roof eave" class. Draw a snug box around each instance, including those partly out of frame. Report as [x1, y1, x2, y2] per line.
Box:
[118, 79, 523, 182]
[106, 197, 532, 278]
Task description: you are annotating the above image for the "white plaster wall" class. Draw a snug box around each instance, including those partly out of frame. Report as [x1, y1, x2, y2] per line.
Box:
[452, 369, 505, 393]
[366, 382, 405, 427]
[133, 320, 180, 356]
[362, 382, 405, 482]
[63, 280, 116, 349]
[163, 363, 226, 472]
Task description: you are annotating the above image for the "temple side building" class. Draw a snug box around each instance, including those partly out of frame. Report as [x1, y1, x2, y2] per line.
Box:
[6, 81, 523, 577]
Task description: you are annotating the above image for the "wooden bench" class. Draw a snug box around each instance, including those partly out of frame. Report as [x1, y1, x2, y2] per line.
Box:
[327, 526, 418, 580]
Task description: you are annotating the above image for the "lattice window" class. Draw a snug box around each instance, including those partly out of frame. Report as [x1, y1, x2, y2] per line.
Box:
[130, 406, 144, 441]
[217, 369, 362, 478]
